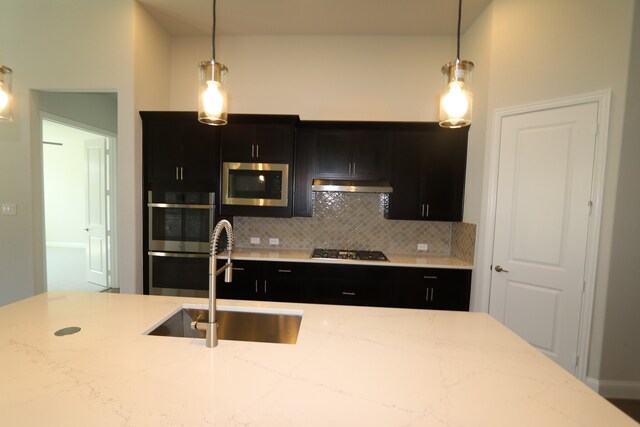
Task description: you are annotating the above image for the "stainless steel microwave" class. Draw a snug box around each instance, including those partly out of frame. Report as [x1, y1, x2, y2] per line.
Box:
[222, 162, 289, 207]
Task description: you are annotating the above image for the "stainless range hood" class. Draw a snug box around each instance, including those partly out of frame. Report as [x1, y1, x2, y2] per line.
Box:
[311, 179, 393, 193]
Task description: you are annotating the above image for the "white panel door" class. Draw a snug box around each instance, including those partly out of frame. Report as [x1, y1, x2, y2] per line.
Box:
[489, 102, 598, 374]
[85, 138, 108, 287]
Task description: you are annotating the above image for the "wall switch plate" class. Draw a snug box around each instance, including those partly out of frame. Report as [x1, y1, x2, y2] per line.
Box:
[417, 243, 429, 251]
[250, 237, 261, 245]
[1, 203, 17, 215]
[269, 238, 279, 246]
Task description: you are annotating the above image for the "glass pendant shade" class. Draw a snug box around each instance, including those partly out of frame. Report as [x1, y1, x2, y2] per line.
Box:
[198, 60, 228, 126]
[0, 65, 13, 122]
[439, 60, 474, 128]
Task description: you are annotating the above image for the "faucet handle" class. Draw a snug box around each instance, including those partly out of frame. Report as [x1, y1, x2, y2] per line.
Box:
[225, 262, 233, 282]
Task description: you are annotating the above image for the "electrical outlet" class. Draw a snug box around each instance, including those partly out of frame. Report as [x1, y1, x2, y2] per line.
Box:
[1, 203, 17, 215]
[269, 238, 279, 246]
[417, 243, 429, 251]
[250, 237, 261, 245]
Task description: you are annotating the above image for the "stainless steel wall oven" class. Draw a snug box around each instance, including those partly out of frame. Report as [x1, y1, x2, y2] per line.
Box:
[147, 190, 214, 296]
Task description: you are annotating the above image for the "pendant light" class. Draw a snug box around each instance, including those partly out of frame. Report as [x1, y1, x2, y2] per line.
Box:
[439, 0, 474, 128]
[198, 0, 228, 125]
[0, 65, 13, 122]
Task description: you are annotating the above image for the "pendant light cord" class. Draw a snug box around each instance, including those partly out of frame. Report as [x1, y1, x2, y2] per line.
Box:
[456, 0, 462, 60]
[212, 0, 217, 59]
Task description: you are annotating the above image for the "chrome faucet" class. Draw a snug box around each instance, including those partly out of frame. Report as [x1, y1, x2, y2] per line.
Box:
[192, 219, 233, 348]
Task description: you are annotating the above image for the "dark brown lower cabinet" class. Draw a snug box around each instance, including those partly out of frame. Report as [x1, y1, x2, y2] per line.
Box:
[216, 260, 306, 303]
[216, 260, 471, 311]
[304, 263, 391, 307]
[390, 267, 471, 311]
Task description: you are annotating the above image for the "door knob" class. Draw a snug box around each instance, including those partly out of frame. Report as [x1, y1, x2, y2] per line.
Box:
[494, 265, 509, 273]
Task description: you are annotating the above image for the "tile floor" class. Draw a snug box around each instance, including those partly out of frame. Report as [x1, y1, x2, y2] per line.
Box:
[46, 246, 110, 293]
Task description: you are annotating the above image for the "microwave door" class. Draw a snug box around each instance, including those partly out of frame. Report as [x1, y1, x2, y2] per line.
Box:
[222, 163, 288, 207]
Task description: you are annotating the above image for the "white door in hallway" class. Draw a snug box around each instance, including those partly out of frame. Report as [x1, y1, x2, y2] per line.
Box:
[85, 137, 108, 287]
[489, 102, 598, 374]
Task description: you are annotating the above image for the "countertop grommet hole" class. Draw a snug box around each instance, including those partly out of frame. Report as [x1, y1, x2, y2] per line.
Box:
[54, 326, 81, 336]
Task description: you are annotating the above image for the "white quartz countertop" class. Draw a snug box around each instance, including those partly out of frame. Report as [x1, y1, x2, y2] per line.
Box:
[1, 292, 633, 426]
[224, 248, 473, 269]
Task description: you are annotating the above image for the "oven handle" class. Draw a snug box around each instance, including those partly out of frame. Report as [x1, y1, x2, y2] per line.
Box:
[148, 251, 209, 258]
[147, 203, 214, 209]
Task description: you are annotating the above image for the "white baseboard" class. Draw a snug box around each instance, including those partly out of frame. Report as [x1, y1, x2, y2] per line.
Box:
[46, 242, 86, 249]
[587, 377, 640, 399]
[585, 376, 600, 393]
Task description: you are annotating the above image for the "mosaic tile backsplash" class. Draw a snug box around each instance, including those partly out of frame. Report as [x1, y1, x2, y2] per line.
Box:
[233, 192, 476, 262]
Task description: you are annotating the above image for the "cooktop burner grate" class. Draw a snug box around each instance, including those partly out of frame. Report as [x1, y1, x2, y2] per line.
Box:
[311, 248, 388, 261]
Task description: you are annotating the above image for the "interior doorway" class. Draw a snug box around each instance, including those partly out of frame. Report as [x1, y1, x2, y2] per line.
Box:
[480, 91, 610, 382]
[42, 115, 117, 292]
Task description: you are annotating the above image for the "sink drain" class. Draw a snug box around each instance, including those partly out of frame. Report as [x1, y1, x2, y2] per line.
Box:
[54, 326, 81, 336]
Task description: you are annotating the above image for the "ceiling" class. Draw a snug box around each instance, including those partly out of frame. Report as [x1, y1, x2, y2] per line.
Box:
[137, 0, 492, 37]
[42, 120, 104, 146]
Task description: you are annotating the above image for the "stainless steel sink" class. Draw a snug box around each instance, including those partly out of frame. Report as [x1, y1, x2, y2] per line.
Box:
[146, 306, 303, 344]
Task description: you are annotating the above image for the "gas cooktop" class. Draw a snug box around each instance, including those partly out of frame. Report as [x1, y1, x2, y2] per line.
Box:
[311, 248, 389, 261]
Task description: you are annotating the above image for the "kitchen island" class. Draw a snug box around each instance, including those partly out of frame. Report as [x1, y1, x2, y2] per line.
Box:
[0, 292, 634, 426]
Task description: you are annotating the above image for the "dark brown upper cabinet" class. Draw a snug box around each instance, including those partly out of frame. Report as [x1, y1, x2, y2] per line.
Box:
[312, 126, 392, 180]
[293, 126, 315, 217]
[141, 111, 219, 192]
[220, 114, 298, 164]
[385, 124, 469, 222]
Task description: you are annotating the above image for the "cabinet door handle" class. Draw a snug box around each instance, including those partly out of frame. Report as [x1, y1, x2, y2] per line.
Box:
[342, 291, 356, 296]
[175, 166, 180, 181]
[425, 287, 435, 302]
[277, 269, 292, 273]
[423, 275, 438, 280]
[348, 162, 352, 175]
[255, 280, 258, 293]
[264, 280, 267, 293]
[251, 144, 255, 158]
[426, 204, 429, 217]
[256, 144, 259, 158]
[180, 167, 184, 181]
[232, 267, 245, 271]
[352, 162, 356, 175]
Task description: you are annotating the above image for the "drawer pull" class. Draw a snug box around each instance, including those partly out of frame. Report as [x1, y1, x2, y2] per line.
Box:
[342, 291, 356, 296]
[423, 275, 438, 280]
[277, 269, 292, 273]
[233, 267, 245, 271]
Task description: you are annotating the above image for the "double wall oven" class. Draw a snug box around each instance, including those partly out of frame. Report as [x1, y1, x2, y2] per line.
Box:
[147, 190, 214, 296]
